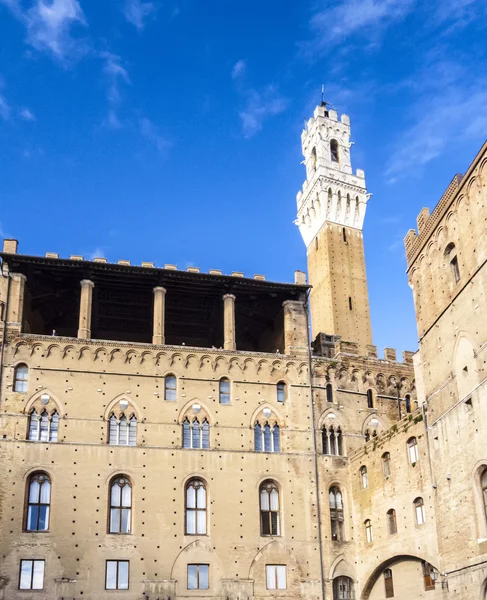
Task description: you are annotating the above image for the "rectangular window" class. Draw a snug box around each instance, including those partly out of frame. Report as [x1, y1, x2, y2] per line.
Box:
[105, 560, 129, 590]
[266, 565, 287, 590]
[19, 560, 44, 590]
[423, 562, 436, 590]
[187, 564, 209, 590]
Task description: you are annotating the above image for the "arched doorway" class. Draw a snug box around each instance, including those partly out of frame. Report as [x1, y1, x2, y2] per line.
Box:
[333, 576, 355, 599]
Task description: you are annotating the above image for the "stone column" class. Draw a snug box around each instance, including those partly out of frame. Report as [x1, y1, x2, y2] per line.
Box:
[7, 273, 27, 329]
[78, 280, 94, 339]
[283, 300, 308, 355]
[223, 294, 236, 351]
[153, 286, 167, 345]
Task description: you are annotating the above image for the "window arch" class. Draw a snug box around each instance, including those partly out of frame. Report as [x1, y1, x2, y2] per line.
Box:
[109, 476, 132, 534]
[219, 378, 230, 404]
[254, 421, 280, 453]
[109, 413, 137, 446]
[407, 437, 419, 464]
[360, 466, 368, 489]
[329, 486, 344, 541]
[445, 242, 460, 283]
[481, 468, 487, 523]
[277, 381, 286, 403]
[260, 480, 280, 536]
[14, 363, 28, 392]
[183, 417, 210, 449]
[387, 509, 397, 535]
[28, 409, 59, 442]
[25, 472, 51, 531]
[364, 519, 373, 543]
[326, 383, 333, 403]
[382, 452, 391, 478]
[322, 425, 343, 456]
[330, 139, 339, 163]
[165, 374, 177, 401]
[310, 146, 317, 172]
[384, 568, 394, 598]
[185, 479, 207, 535]
[414, 497, 425, 525]
[366, 389, 374, 408]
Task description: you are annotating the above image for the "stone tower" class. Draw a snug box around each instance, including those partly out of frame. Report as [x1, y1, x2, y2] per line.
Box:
[296, 102, 372, 348]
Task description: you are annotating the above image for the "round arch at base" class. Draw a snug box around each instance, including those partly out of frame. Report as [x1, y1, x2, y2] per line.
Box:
[360, 554, 439, 600]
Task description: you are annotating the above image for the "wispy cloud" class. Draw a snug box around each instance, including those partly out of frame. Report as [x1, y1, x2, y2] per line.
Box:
[139, 117, 171, 153]
[231, 60, 288, 139]
[100, 52, 130, 128]
[0, 94, 11, 120]
[123, 0, 155, 30]
[20, 108, 35, 121]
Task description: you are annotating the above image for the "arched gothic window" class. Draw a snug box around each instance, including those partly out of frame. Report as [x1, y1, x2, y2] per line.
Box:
[330, 139, 339, 163]
[109, 414, 137, 446]
[382, 452, 391, 478]
[260, 481, 280, 536]
[14, 364, 29, 392]
[360, 466, 368, 489]
[109, 476, 132, 534]
[326, 383, 333, 403]
[481, 468, 487, 522]
[329, 486, 344, 542]
[414, 497, 425, 525]
[405, 394, 412, 413]
[407, 437, 419, 464]
[384, 569, 394, 598]
[322, 425, 343, 456]
[333, 576, 354, 599]
[185, 479, 207, 535]
[183, 418, 210, 449]
[445, 242, 460, 284]
[165, 374, 177, 401]
[28, 410, 59, 442]
[310, 147, 317, 172]
[26, 473, 51, 531]
[254, 421, 280, 453]
[219, 378, 230, 404]
[364, 519, 373, 543]
[387, 509, 397, 535]
[277, 382, 286, 403]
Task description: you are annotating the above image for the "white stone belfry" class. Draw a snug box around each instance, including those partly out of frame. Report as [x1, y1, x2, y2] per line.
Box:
[296, 103, 369, 248]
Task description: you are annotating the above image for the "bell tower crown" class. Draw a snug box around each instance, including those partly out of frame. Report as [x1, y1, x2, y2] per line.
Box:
[296, 103, 369, 248]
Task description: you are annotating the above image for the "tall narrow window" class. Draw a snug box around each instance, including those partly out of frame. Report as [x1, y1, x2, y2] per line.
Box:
[277, 382, 286, 403]
[366, 389, 374, 408]
[266, 565, 287, 590]
[26, 473, 51, 532]
[348, 296, 353, 310]
[445, 243, 460, 284]
[330, 139, 339, 163]
[405, 394, 412, 413]
[164, 374, 177, 401]
[260, 481, 280, 536]
[106, 560, 129, 590]
[451, 255, 460, 283]
[14, 364, 28, 392]
[387, 509, 397, 535]
[109, 477, 132, 534]
[342, 227, 347, 242]
[422, 562, 436, 590]
[360, 466, 368, 489]
[254, 421, 280, 453]
[28, 410, 59, 442]
[382, 452, 391, 478]
[414, 497, 425, 525]
[326, 383, 333, 403]
[323, 426, 343, 455]
[185, 479, 207, 535]
[254, 422, 262, 452]
[364, 519, 373, 543]
[109, 413, 137, 446]
[219, 378, 230, 404]
[481, 468, 487, 522]
[384, 569, 394, 598]
[188, 564, 209, 590]
[19, 560, 44, 590]
[407, 437, 419, 464]
[329, 486, 344, 541]
[182, 418, 209, 449]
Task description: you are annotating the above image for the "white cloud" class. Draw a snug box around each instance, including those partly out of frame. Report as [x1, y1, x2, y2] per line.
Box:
[231, 59, 246, 80]
[139, 117, 171, 153]
[20, 108, 35, 121]
[123, 0, 155, 30]
[0, 94, 11, 120]
[24, 0, 87, 63]
[238, 86, 288, 139]
[100, 52, 130, 128]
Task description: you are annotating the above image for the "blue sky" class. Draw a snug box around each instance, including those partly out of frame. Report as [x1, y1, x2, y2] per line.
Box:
[1, 0, 487, 356]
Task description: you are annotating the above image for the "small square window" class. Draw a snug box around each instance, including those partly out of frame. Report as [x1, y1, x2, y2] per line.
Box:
[266, 565, 287, 590]
[106, 560, 129, 590]
[19, 560, 44, 590]
[187, 564, 209, 590]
